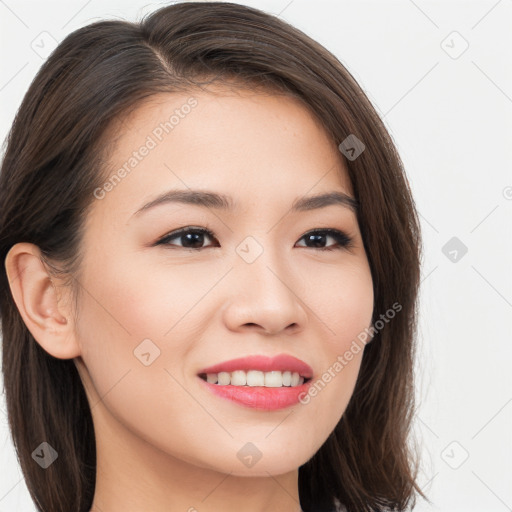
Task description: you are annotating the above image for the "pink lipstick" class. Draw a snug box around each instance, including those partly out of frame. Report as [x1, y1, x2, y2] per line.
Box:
[197, 354, 313, 411]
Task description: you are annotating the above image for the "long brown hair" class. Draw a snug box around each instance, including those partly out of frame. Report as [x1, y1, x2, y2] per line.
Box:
[0, 2, 423, 511]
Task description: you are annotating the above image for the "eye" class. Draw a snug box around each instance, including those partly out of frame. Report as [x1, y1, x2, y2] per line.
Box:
[156, 227, 219, 250]
[155, 226, 353, 251]
[295, 228, 353, 251]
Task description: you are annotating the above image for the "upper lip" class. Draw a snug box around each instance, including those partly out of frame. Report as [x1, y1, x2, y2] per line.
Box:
[198, 353, 313, 379]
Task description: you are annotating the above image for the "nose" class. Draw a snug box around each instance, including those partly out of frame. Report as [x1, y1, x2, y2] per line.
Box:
[221, 248, 308, 336]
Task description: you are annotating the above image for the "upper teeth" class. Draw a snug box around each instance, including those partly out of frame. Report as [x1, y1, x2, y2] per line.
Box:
[204, 370, 305, 387]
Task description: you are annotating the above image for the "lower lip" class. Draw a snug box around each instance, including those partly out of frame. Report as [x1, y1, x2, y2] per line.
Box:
[198, 378, 311, 410]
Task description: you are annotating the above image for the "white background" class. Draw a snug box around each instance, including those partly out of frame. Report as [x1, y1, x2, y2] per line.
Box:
[1, 1, 511, 511]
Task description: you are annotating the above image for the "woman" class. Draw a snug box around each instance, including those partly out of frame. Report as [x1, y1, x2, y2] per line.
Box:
[0, 2, 423, 511]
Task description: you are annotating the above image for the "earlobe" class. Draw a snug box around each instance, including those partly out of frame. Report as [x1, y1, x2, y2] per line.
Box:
[4, 242, 81, 359]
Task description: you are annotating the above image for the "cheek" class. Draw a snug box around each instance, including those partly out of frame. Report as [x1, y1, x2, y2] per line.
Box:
[74, 251, 215, 393]
[304, 257, 374, 348]
[295, 260, 373, 434]
[101, 253, 220, 336]
[77, 248, 204, 339]
[73, 267, 197, 448]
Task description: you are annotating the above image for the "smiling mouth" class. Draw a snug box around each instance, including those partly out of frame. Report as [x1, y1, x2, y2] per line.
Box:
[198, 370, 310, 388]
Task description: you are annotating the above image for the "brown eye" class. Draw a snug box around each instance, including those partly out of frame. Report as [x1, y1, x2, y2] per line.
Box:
[295, 229, 353, 251]
[156, 227, 218, 250]
[155, 226, 353, 252]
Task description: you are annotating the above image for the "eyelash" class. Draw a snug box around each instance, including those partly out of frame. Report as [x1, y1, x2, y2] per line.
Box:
[155, 226, 354, 252]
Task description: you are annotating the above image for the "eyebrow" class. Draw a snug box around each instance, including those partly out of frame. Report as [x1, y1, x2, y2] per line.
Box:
[132, 189, 358, 218]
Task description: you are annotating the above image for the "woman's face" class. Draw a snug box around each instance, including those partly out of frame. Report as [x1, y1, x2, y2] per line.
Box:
[73, 86, 374, 476]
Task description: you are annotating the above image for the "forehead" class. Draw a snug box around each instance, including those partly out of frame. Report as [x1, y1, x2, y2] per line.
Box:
[93, 86, 354, 223]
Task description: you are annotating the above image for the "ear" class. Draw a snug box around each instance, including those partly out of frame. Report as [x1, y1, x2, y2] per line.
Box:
[4, 242, 81, 359]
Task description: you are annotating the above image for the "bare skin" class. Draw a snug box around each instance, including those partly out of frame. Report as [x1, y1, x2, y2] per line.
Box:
[6, 85, 374, 512]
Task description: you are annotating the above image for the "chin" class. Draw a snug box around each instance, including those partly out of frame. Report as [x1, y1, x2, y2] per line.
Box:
[202, 440, 318, 477]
